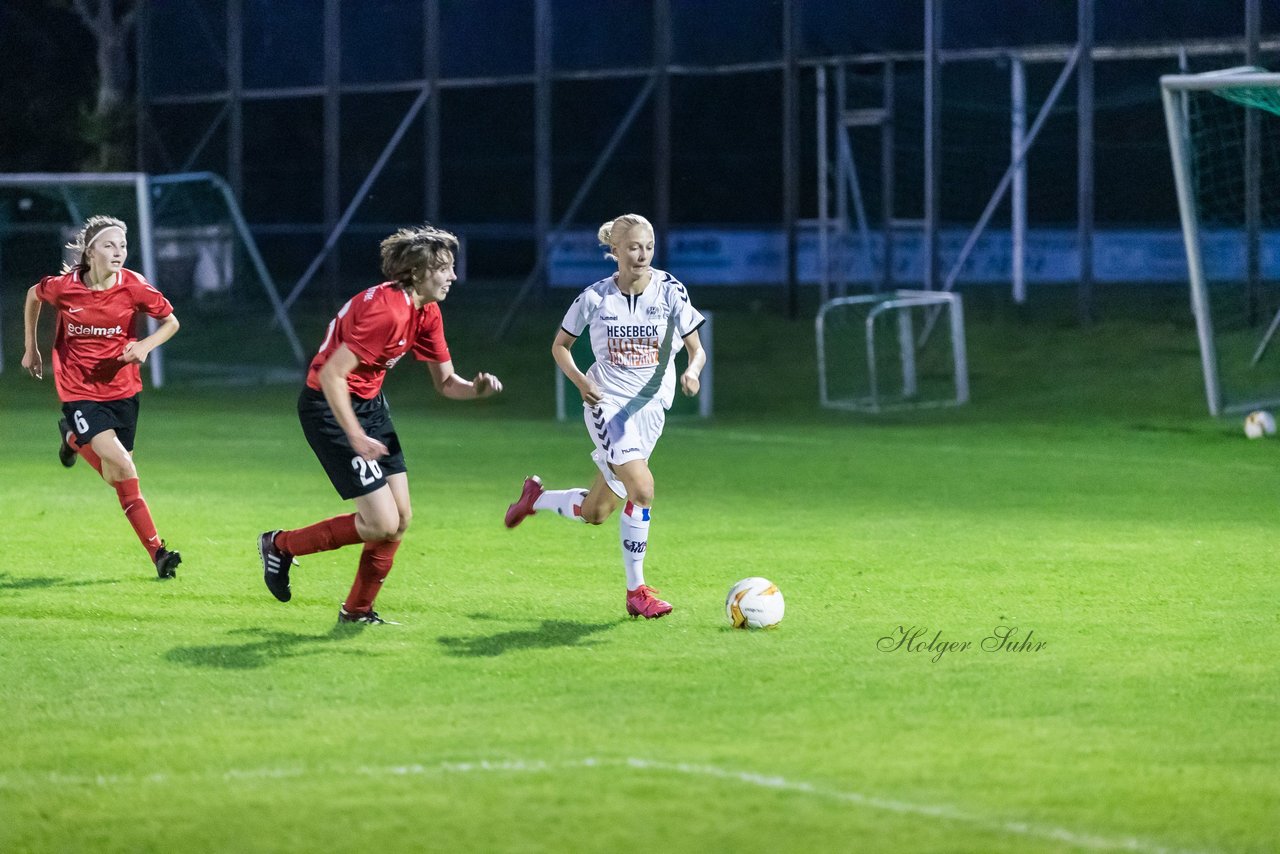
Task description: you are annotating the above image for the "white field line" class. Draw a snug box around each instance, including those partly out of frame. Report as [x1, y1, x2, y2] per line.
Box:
[0, 756, 1210, 854]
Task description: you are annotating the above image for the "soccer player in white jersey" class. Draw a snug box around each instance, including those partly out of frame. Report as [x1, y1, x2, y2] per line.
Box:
[504, 213, 706, 619]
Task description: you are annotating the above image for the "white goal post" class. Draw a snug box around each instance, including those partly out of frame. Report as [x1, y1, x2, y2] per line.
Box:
[1161, 68, 1280, 416]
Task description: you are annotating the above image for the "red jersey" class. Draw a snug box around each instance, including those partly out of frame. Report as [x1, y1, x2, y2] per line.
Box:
[305, 283, 452, 399]
[34, 268, 174, 403]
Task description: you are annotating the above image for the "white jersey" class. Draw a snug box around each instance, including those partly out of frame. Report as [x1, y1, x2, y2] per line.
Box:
[560, 268, 705, 410]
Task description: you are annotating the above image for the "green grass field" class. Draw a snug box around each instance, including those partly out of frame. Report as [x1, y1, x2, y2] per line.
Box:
[1, 291, 1277, 852]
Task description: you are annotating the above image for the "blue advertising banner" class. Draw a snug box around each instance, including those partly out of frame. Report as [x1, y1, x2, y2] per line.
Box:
[548, 228, 1280, 287]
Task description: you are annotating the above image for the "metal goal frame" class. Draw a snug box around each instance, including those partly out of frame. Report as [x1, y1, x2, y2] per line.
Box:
[816, 289, 969, 413]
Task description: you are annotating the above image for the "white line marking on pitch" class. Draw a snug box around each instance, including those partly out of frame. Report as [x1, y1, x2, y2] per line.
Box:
[0, 757, 1212, 853]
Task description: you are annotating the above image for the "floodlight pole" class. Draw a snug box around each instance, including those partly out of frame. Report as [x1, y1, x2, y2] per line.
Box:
[653, 0, 673, 266]
[534, 0, 552, 301]
[1011, 56, 1027, 305]
[323, 0, 342, 307]
[227, 0, 244, 202]
[923, 0, 942, 291]
[782, 0, 800, 317]
[1077, 0, 1095, 324]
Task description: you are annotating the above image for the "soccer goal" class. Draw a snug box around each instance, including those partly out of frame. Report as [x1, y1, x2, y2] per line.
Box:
[1162, 68, 1280, 416]
[816, 290, 969, 412]
[0, 172, 306, 386]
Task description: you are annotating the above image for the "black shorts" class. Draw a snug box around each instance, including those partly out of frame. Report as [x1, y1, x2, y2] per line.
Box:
[62, 395, 141, 452]
[297, 387, 406, 500]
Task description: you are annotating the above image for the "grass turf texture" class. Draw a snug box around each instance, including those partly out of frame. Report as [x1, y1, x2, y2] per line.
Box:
[1, 288, 1277, 852]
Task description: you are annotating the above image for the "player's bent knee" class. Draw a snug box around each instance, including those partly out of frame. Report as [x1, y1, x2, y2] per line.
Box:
[102, 457, 138, 484]
[627, 485, 655, 507]
[358, 513, 400, 542]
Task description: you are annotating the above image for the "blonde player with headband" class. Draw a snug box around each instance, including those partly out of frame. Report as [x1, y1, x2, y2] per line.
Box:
[504, 213, 706, 619]
[22, 215, 184, 579]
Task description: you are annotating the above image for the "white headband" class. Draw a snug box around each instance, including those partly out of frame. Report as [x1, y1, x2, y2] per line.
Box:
[84, 225, 126, 252]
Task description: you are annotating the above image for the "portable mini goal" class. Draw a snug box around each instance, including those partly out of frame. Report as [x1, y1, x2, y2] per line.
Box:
[816, 290, 969, 412]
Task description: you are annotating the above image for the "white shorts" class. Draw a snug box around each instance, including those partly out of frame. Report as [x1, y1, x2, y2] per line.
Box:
[583, 398, 665, 499]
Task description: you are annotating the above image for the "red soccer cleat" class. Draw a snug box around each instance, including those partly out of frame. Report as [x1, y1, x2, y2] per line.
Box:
[504, 476, 544, 528]
[626, 585, 673, 619]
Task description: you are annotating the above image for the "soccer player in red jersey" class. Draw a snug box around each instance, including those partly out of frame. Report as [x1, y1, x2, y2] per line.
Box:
[258, 224, 502, 624]
[21, 215, 183, 579]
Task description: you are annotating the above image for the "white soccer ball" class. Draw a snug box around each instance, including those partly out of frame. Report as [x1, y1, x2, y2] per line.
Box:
[1244, 410, 1276, 439]
[726, 577, 785, 629]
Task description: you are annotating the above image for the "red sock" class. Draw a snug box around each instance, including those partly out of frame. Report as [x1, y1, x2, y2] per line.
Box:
[343, 539, 402, 613]
[115, 477, 161, 559]
[68, 433, 104, 475]
[276, 514, 361, 557]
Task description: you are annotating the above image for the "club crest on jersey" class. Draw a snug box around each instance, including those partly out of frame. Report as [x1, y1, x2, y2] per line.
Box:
[67, 321, 124, 337]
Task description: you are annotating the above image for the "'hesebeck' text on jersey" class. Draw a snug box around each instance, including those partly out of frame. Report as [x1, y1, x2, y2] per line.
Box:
[306, 282, 452, 399]
[34, 268, 174, 402]
[560, 269, 705, 409]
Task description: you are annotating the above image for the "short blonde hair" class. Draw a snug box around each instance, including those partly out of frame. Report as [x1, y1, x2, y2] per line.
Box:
[597, 213, 653, 262]
[63, 215, 127, 276]
[379, 224, 459, 290]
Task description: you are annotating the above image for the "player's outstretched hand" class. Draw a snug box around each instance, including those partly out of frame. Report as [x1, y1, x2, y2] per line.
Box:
[22, 348, 43, 380]
[349, 432, 389, 461]
[681, 371, 701, 397]
[473, 372, 503, 398]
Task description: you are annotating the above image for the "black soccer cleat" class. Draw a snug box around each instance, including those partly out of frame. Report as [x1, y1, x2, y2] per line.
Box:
[57, 418, 76, 468]
[154, 542, 181, 579]
[259, 530, 296, 602]
[338, 604, 400, 625]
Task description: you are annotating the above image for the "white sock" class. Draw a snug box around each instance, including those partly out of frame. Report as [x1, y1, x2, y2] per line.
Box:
[534, 488, 589, 522]
[620, 501, 650, 590]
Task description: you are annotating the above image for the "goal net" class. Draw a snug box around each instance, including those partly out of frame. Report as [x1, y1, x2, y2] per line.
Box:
[1162, 68, 1280, 416]
[816, 291, 969, 412]
[0, 172, 306, 386]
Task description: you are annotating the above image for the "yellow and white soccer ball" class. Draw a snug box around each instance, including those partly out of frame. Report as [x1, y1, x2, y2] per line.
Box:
[1244, 410, 1276, 439]
[726, 577, 785, 629]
